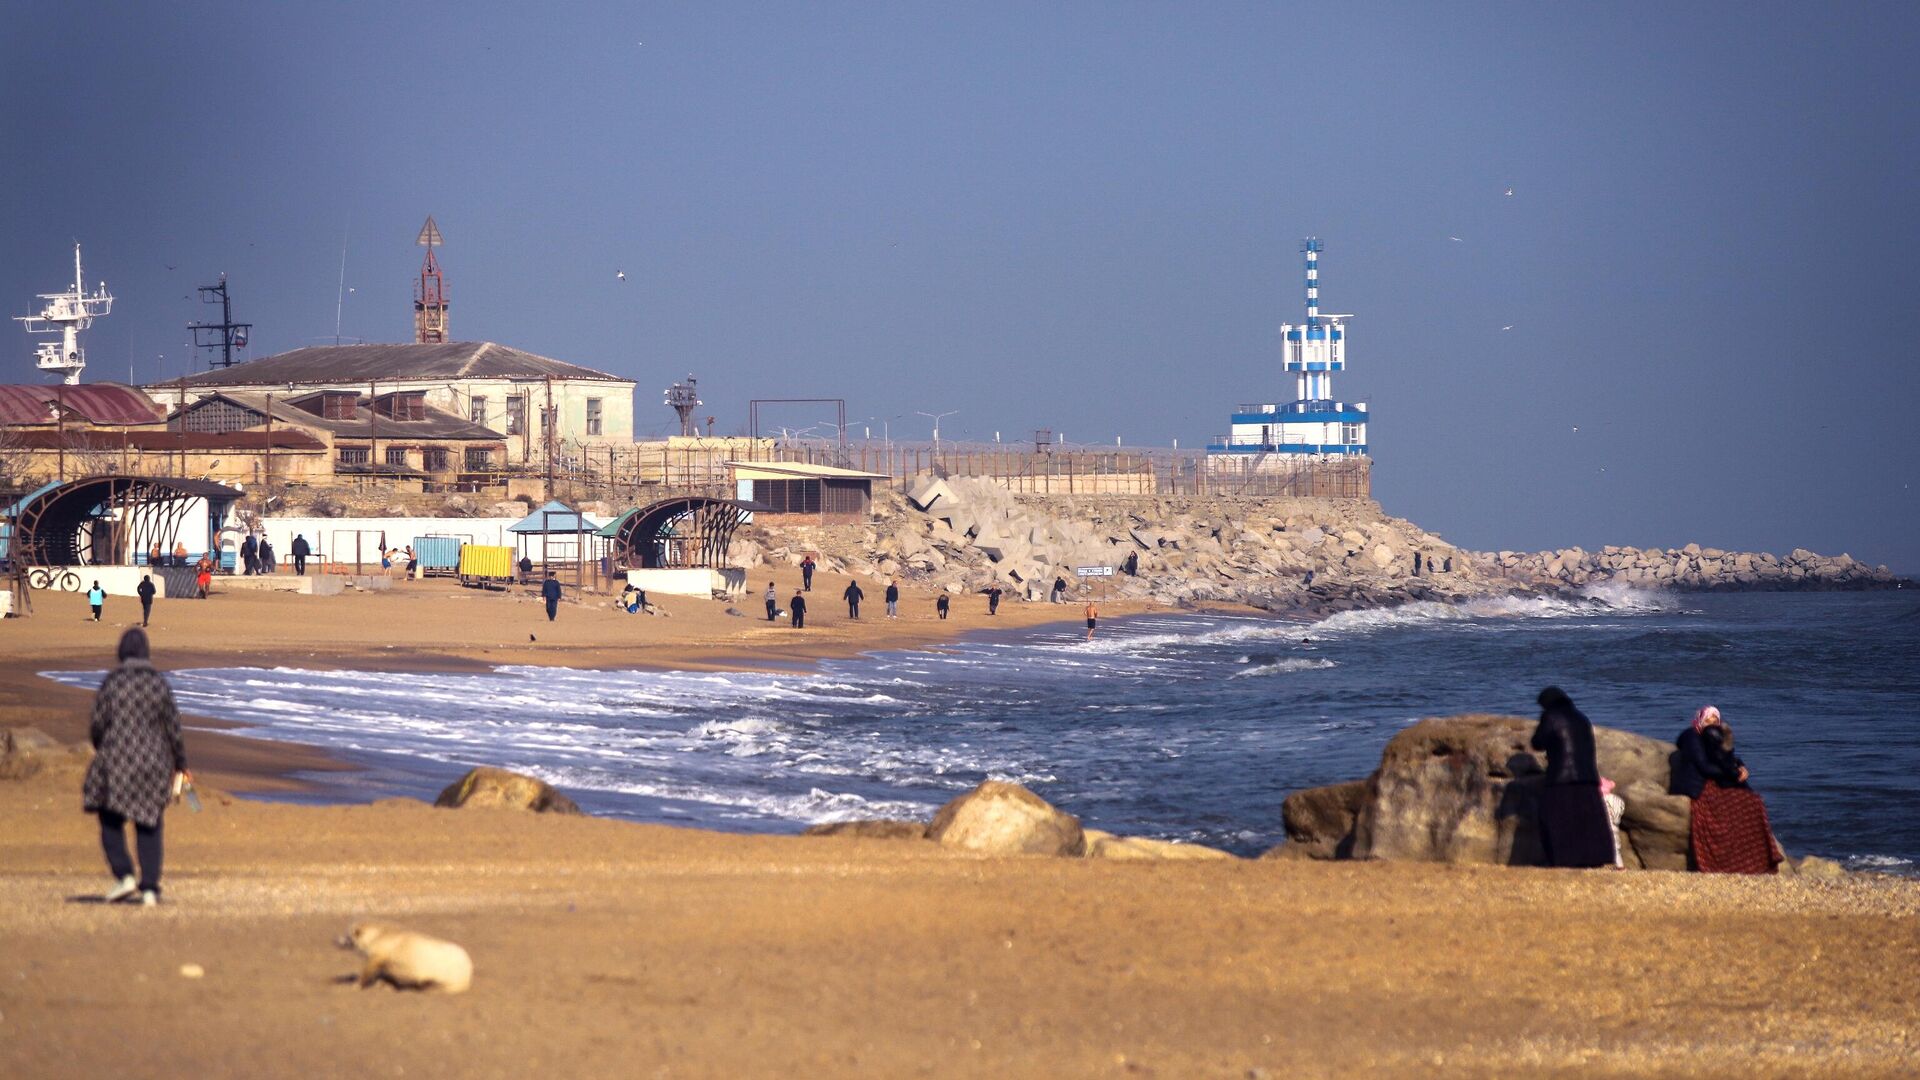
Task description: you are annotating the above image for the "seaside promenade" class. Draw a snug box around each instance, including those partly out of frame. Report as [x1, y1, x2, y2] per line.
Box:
[3, 578, 1918, 1076]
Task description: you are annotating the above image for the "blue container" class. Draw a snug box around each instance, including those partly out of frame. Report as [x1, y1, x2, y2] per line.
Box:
[411, 536, 464, 574]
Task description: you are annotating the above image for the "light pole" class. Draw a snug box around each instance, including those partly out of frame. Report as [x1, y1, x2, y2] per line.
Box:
[915, 409, 959, 453]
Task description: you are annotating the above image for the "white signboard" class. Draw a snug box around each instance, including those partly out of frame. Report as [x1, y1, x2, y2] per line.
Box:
[1074, 565, 1115, 577]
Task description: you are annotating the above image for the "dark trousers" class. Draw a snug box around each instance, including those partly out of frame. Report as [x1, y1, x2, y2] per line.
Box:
[91, 604, 102, 621]
[545, 597, 559, 621]
[99, 809, 163, 893]
[802, 569, 813, 590]
[140, 598, 152, 626]
[766, 599, 778, 621]
[792, 609, 805, 628]
[847, 601, 860, 619]
[938, 606, 948, 620]
[292, 555, 307, 575]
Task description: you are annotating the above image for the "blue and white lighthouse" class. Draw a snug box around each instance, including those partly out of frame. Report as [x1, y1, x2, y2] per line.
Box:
[1209, 238, 1369, 459]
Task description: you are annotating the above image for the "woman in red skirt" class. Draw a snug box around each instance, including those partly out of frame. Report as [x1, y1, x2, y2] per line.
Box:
[1670, 705, 1783, 874]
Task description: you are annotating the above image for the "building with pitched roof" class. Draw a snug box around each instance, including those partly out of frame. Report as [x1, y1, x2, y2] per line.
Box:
[150, 341, 635, 467]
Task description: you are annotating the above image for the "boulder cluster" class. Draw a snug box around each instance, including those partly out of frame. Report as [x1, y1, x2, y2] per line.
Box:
[1481, 543, 1900, 591]
[1275, 714, 1844, 878]
[805, 780, 1236, 861]
[733, 477, 1510, 613]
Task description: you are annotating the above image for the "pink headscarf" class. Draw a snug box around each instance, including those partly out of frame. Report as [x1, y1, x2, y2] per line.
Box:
[1691, 705, 1722, 733]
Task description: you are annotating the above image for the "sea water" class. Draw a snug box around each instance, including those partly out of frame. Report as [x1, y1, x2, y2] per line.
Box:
[45, 589, 1920, 872]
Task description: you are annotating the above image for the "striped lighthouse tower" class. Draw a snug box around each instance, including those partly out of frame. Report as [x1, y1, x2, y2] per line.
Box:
[1207, 236, 1369, 459]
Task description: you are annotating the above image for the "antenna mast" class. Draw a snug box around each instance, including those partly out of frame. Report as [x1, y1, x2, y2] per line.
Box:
[15, 243, 113, 385]
[664, 374, 701, 437]
[188, 275, 252, 370]
[414, 215, 448, 343]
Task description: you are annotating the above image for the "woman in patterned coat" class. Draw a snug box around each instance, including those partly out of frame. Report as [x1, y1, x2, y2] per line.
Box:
[82, 629, 188, 906]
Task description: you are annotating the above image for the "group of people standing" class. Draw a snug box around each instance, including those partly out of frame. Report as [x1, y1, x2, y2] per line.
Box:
[1532, 687, 1783, 874]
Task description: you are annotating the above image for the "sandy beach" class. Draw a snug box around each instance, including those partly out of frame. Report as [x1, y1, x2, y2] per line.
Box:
[4, 576, 1918, 1077]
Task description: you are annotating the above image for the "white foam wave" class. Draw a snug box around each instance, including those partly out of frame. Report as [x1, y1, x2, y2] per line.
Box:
[1228, 658, 1339, 679]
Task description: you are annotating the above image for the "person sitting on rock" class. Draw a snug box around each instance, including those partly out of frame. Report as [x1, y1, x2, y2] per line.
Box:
[1670, 706, 1783, 874]
[1529, 687, 1615, 869]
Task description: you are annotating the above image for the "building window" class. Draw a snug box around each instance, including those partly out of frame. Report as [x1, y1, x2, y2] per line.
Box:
[338, 447, 369, 465]
[376, 392, 426, 421]
[321, 392, 357, 420]
[464, 447, 492, 471]
[506, 395, 525, 436]
[470, 396, 488, 424]
[1342, 423, 1362, 445]
[423, 448, 450, 472]
[385, 447, 410, 467]
[586, 398, 603, 436]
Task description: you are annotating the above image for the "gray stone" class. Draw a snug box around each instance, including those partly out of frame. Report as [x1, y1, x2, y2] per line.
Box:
[434, 766, 583, 814]
[928, 780, 1084, 857]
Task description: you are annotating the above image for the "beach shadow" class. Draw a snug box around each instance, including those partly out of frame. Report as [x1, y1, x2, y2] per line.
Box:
[64, 895, 112, 905]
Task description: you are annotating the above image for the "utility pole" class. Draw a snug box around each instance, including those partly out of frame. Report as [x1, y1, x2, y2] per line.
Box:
[544, 375, 555, 501]
[188, 276, 251, 369]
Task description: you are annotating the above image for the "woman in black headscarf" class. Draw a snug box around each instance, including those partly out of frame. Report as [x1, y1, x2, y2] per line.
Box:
[1529, 687, 1617, 869]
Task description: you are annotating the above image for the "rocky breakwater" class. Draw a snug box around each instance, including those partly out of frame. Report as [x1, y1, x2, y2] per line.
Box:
[1480, 543, 1903, 592]
[733, 476, 1527, 614]
[1273, 714, 1842, 877]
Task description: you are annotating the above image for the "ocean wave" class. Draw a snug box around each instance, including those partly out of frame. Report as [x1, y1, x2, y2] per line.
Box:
[1229, 658, 1339, 678]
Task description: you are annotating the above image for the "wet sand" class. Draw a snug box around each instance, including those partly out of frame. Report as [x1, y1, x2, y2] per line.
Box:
[3, 574, 1917, 1076]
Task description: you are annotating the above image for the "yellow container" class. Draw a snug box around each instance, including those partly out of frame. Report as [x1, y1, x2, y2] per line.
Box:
[457, 544, 516, 581]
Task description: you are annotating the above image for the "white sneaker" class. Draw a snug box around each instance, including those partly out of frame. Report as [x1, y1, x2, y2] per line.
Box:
[105, 875, 137, 903]
[139, 890, 158, 907]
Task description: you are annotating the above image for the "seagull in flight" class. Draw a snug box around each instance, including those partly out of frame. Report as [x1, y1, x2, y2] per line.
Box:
[1448, 236, 1464, 242]
[1501, 325, 1514, 331]
[616, 271, 627, 282]
[1505, 188, 1515, 196]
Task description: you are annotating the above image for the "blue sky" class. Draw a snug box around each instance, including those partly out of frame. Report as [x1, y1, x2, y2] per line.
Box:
[4, 3, 1917, 571]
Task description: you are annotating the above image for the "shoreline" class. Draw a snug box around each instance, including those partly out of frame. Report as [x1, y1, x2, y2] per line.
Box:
[1, 573, 1189, 797]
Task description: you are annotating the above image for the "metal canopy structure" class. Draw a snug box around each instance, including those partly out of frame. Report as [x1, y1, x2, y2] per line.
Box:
[606, 496, 758, 570]
[6, 475, 241, 568]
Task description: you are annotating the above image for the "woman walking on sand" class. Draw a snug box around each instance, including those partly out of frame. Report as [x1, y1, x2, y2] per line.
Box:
[1671, 706, 1783, 874]
[82, 629, 189, 906]
[1529, 687, 1616, 869]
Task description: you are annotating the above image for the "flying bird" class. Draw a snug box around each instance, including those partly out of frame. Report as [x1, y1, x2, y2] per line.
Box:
[1448, 236, 1464, 242]
[616, 271, 627, 282]
[1501, 325, 1514, 331]
[1505, 188, 1515, 196]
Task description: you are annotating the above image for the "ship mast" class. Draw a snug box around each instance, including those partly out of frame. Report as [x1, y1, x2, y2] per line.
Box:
[15, 243, 113, 385]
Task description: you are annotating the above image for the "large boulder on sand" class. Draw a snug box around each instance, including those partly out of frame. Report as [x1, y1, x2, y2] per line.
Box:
[434, 766, 582, 814]
[1298, 715, 1692, 869]
[1, 726, 60, 780]
[1278, 779, 1368, 859]
[928, 781, 1085, 856]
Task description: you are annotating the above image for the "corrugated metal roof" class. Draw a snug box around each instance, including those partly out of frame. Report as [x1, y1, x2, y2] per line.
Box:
[725, 460, 888, 480]
[160, 341, 631, 388]
[508, 500, 604, 534]
[182, 390, 504, 442]
[0, 383, 165, 426]
[8, 429, 327, 451]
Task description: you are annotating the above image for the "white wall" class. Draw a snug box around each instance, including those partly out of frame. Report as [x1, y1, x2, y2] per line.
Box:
[258, 517, 522, 566]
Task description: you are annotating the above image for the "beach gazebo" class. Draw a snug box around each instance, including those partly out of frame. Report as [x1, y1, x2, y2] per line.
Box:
[507, 500, 605, 572]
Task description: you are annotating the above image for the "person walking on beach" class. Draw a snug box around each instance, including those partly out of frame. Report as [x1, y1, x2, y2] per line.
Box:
[801, 554, 816, 591]
[290, 533, 310, 575]
[765, 582, 779, 621]
[1051, 576, 1067, 604]
[542, 572, 563, 622]
[241, 533, 258, 576]
[137, 575, 155, 628]
[87, 581, 105, 622]
[1528, 687, 1615, 869]
[1671, 706, 1783, 874]
[885, 580, 900, 619]
[844, 580, 864, 619]
[259, 537, 276, 575]
[986, 585, 1002, 615]
[194, 558, 212, 599]
[1085, 600, 1099, 641]
[936, 593, 950, 620]
[83, 628, 188, 907]
[790, 589, 807, 629]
